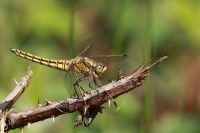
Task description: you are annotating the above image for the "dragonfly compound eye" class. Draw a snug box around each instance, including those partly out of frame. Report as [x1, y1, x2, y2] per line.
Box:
[95, 65, 103, 74]
[95, 64, 107, 76]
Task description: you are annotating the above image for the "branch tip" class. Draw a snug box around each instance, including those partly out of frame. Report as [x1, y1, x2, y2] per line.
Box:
[147, 56, 168, 69]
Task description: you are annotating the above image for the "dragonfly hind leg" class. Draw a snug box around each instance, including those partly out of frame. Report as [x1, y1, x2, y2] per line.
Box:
[89, 77, 101, 89]
[74, 75, 88, 96]
[74, 82, 86, 95]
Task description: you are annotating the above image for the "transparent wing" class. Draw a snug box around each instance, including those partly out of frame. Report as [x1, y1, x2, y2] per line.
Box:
[78, 45, 92, 57]
[64, 71, 78, 97]
[64, 70, 96, 97]
[88, 54, 127, 64]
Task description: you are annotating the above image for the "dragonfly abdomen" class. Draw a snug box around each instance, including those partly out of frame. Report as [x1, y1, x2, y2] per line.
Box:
[10, 49, 70, 71]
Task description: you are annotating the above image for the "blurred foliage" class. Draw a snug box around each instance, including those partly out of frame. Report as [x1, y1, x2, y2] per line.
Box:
[1, 0, 200, 133]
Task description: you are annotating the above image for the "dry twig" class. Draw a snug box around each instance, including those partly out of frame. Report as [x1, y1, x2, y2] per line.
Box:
[0, 56, 167, 132]
[0, 67, 33, 132]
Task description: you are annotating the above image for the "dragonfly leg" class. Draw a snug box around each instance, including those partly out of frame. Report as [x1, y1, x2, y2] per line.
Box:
[89, 80, 93, 89]
[99, 77, 112, 82]
[73, 84, 80, 97]
[74, 75, 88, 94]
[74, 82, 86, 94]
[89, 77, 101, 89]
[97, 77, 118, 109]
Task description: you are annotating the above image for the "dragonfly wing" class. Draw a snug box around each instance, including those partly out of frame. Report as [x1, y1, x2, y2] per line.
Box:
[64, 70, 89, 97]
[88, 54, 127, 64]
[78, 45, 92, 57]
[64, 71, 78, 97]
[64, 70, 95, 97]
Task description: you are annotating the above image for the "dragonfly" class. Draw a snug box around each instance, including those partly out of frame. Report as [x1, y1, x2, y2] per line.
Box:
[10, 45, 127, 112]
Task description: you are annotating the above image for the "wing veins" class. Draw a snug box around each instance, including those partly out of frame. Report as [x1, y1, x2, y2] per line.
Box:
[78, 45, 92, 57]
[88, 54, 127, 63]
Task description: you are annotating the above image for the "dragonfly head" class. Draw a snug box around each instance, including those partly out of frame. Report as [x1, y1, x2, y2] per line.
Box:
[94, 62, 107, 77]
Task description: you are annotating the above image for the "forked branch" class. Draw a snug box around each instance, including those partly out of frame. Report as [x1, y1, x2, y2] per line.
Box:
[1, 56, 167, 132]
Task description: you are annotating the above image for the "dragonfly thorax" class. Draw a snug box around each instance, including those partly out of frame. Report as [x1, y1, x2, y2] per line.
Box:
[70, 57, 107, 78]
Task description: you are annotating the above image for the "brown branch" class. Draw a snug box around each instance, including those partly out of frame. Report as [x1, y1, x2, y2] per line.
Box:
[4, 56, 167, 132]
[0, 67, 33, 133]
[0, 67, 33, 112]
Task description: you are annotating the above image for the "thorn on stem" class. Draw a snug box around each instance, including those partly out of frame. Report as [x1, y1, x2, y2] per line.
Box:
[51, 115, 55, 122]
[28, 66, 31, 70]
[107, 99, 111, 108]
[44, 98, 52, 105]
[37, 97, 42, 107]
[84, 106, 87, 116]
[20, 127, 24, 133]
[38, 96, 40, 104]
[27, 122, 31, 129]
[14, 78, 18, 85]
[28, 65, 33, 71]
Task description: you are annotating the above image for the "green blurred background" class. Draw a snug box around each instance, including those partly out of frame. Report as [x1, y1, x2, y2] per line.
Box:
[1, 0, 200, 133]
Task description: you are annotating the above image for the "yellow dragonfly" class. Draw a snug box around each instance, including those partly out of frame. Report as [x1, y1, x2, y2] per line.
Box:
[10, 45, 127, 101]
